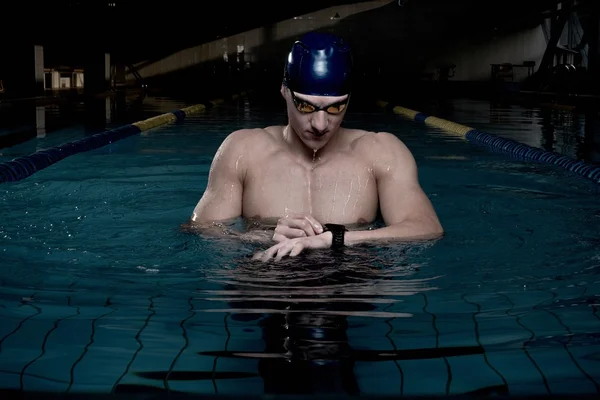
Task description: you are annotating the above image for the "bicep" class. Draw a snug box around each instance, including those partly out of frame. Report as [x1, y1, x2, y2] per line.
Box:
[375, 136, 439, 226]
[191, 137, 244, 223]
[378, 175, 438, 226]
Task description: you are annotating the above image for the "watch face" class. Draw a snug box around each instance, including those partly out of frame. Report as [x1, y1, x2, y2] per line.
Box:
[325, 223, 346, 232]
[323, 224, 346, 248]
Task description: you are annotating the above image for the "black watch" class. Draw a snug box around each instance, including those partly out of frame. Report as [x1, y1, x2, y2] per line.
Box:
[323, 223, 347, 249]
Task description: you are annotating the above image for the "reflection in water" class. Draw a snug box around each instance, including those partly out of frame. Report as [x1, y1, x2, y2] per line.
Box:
[540, 108, 556, 153]
[538, 107, 600, 164]
[194, 246, 441, 395]
[0, 91, 149, 155]
[35, 106, 46, 138]
[584, 110, 600, 164]
[447, 100, 600, 166]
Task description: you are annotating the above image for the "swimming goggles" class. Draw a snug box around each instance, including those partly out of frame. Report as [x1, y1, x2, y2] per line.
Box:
[290, 90, 349, 115]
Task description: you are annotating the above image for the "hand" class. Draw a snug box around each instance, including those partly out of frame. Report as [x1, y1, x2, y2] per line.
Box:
[272, 212, 324, 242]
[253, 232, 332, 262]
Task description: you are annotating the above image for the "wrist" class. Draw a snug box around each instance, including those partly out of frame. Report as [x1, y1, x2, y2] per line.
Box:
[320, 231, 333, 247]
[322, 223, 347, 249]
[343, 230, 357, 246]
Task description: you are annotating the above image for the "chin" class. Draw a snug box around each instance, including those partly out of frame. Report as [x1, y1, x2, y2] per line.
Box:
[302, 136, 330, 150]
[304, 131, 330, 141]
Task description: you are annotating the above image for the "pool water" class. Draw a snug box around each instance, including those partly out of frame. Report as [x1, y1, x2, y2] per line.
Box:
[1, 94, 599, 397]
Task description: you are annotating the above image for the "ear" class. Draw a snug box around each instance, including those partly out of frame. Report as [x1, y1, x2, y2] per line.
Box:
[280, 84, 286, 97]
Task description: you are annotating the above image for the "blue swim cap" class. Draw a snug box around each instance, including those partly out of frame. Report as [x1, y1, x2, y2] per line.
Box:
[283, 32, 353, 97]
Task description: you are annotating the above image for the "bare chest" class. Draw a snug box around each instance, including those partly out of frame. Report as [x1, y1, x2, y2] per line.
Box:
[242, 155, 378, 225]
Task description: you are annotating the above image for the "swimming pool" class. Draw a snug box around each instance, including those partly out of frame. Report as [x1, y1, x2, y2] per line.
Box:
[1, 93, 599, 397]
[0, 91, 169, 155]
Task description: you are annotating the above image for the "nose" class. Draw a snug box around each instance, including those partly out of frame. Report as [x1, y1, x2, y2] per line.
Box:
[310, 111, 328, 133]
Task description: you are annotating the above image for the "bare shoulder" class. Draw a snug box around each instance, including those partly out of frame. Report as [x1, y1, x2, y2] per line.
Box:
[351, 130, 415, 163]
[221, 127, 272, 148]
[216, 127, 278, 158]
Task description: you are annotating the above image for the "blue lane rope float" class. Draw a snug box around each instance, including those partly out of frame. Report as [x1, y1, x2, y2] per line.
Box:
[0, 92, 249, 184]
[376, 100, 600, 185]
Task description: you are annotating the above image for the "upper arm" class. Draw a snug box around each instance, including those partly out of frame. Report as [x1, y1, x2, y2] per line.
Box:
[191, 130, 248, 224]
[371, 133, 442, 230]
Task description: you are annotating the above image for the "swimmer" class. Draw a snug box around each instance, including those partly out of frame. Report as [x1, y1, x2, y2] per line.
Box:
[187, 32, 443, 261]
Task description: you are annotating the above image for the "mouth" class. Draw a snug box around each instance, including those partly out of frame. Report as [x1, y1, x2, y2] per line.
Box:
[309, 131, 327, 138]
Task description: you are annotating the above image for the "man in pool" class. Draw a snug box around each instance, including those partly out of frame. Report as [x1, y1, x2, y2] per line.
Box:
[187, 31, 443, 261]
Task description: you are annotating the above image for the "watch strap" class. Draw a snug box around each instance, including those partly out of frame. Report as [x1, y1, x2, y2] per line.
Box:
[323, 223, 347, 249]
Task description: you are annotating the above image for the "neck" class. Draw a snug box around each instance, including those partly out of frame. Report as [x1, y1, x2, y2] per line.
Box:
[283, 124, 341, 163]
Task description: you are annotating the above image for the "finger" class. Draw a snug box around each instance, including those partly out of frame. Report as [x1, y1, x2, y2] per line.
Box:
[261, 243, 282, 262]
[281, 219, 317, 236]
[275, 244, 293, 262]
[301, 215, 324, 234]
[274, 226, 307, 240]
[272, 232, 287, 243]
[288, 213, 323, 233]
[258, 251, 271, 262]
[289, 242, 304, 257]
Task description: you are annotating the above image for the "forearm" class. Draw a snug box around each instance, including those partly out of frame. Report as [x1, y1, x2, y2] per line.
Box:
[180, 220, 273, 244]
[344, 218, 444, 246]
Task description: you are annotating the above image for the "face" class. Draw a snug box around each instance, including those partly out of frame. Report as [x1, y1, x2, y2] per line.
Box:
[282, 86, 350, 151]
